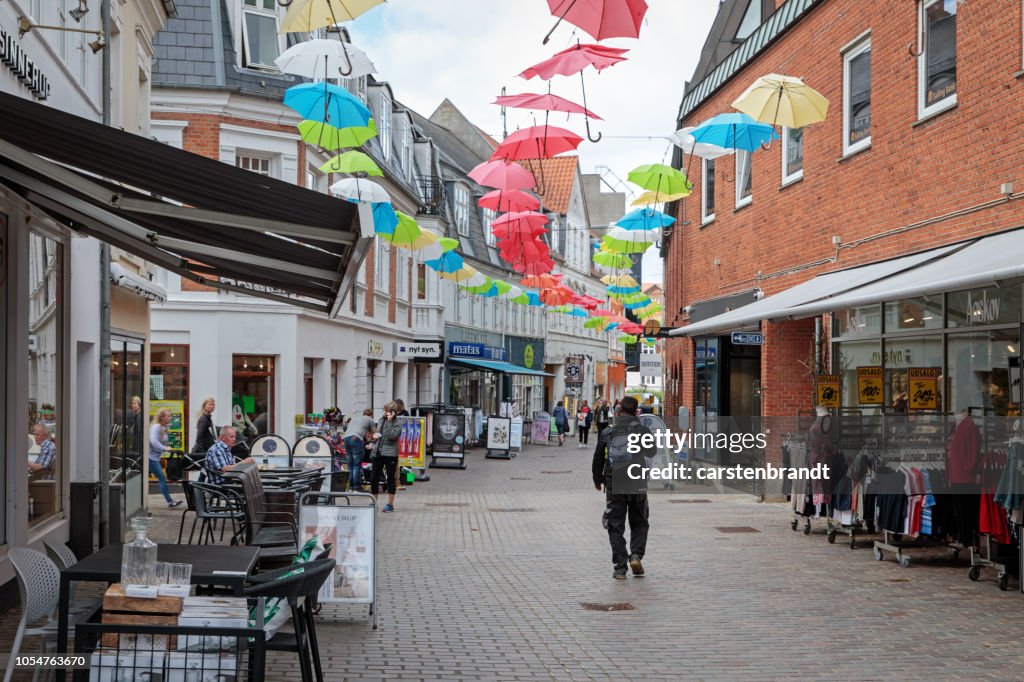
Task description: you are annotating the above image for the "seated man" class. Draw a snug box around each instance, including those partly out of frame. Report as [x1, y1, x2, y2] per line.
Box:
[204, 426, 254, 484]
[28, 423, 55, 480]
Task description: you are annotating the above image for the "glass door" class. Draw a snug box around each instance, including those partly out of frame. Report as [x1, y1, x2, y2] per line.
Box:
[110, 336, 145, 518]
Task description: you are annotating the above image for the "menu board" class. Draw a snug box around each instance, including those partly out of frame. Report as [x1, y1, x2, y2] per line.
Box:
[149, 399, 185, 451]
[856, 367, 883, 405]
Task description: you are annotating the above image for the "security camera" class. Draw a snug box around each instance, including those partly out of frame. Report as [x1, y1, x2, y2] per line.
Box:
[753, 288, 765, 300]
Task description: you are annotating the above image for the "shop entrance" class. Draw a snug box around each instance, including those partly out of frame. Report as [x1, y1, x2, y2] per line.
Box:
[693, 335, 762, 463]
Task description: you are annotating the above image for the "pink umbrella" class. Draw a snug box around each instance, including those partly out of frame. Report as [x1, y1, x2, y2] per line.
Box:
[493, 92, 602, 120]
[491, 125, 583, 162]
[492, 211, 550, 231]
[572, 293, 601, 310]
[540, 285, 575, 307]
[544, 0, 648, 44]
[468, 160, 537, 191]
[618, 322, 644, 335]
[478, 188, 541, 213]
[514, 257, 556, 277]
[519, 43, 629, 80]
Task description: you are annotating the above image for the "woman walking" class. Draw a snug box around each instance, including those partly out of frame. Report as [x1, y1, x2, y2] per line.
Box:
[595, 399, 611, 436]
[552, 401, 569, 446]
[194, 397, 217, 455]
[576, 400, 593, 448]
[371, 401, 402, 512]
[149, 408, 182, 508]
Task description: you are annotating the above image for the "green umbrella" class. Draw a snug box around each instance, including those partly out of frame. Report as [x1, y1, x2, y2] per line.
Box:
[438, 237, 460, 252]
[618, 334, 638, 344]
[492, 280, 513, 295]
[381, 210, 422, 247]
[593, 251, 633, 270]
[461, 276, 494, 294]
[584, 317, 608, 330]
[320, 150, 383, 175]
[627, 163, 689, 196]
[299, 118, 378, 151]
[602, 233, 656, 254]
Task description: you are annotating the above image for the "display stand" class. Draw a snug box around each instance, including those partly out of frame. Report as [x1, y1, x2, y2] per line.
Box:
[485, 416, 513, 459]
[429, 410, 468, 470]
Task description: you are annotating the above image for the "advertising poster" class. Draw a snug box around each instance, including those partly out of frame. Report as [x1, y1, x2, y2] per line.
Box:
[487, 416, 512, 451]
[815, 375, 841, 409]
[908, 367, 939, 410]
[149, 399, 185, 451]
[856, 366, 884, 405]
[299, 505, 375, 604]
[509, 417, 523, 449]
[532, 412, 551, 445]
[293, 435, 332, 470]
[398, 417, 426, 468]
[432, 412, 466, 458]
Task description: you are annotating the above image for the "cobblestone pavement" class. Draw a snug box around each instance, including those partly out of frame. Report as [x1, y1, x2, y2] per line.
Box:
[5, 442, 1024, 680]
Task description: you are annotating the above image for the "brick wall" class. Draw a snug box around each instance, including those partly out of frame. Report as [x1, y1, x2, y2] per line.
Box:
[664, 0, 1024, 417]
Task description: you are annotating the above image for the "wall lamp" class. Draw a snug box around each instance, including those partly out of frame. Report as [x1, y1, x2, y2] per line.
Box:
[69, 0, 89, 22]
[18, 16, 106, 53]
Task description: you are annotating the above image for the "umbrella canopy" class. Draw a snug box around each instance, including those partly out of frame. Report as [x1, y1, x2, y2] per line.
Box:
[492, 211, 550, 234]
[520, 273, 562, 289]
[620, 322, 647, 335]
[546, 0, 648, 41]
[493, 92, 602, 120]
[366, 201, 399, 234]
[491, 125, 583, 162]
[539, 285, 574, 306]
[418, 235, 460, 262]
[478, 189, 541, 213]
[607, 285, 641, 296]
[615, 208, 675, 231]
[584, 316, 611, 330]
[281, 0, 384, 33]
[572, 293, 602, 310]
[380, 211, 421, 247]
[320, 150, 382, 176]
[617, 334, 638, 344]
[630, 190, 689, 207]
[468, 160, 537, 191]
[439, 265, 479, 283]
[492, 280, 513, 295]
[627, 163, 688, 196]
[284, 83, 372, 128]
[274, 39, 376, 79]
[424, 251, 465, 274]
[601, 274, 639, 287]
[689, 112, 778, 152]
[591, 308, 616, 317]
[666, 127, 735, 160]
[407, 227, 441, 251]
[593, 250, 633, 269]
[510, 254, 556, 277]
[298, 119, 377, 150]
[731, 73, 829, 129]
[567, 307, 590, 318]
[502, 284, 524, 301]
[602, 228, 657, 254]
[330, 177, 390, 203]
[518, 43, 629, 80]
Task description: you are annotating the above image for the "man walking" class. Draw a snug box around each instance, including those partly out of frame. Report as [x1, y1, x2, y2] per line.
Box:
[592, 396, 655, 580]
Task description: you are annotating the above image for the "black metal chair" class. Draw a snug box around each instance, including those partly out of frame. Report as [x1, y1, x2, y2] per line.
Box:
[176, 479, 199, 544]
[189, 481, 246, 545]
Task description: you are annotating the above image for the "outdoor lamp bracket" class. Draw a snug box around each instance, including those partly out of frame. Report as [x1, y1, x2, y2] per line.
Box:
[18, 16, 106, 51]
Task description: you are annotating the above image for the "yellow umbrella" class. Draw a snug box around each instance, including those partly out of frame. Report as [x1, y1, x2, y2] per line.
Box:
[281, 0, 385, 33]
[731, 73, 829, 129]
[631, 190, 689, 207]
[600, 274, 639, 288]
[439, 265, 479, 283]
[407, 228, 440, 251]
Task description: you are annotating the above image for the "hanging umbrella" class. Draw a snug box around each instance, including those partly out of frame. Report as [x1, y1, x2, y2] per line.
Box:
[492, 280, 513, 296]
[510, 254, 555, 277]
[548, 305, 573, 314]
[520, 273, 562, 289]
[462, 276, 495, 295]
[615, 208, 675, 231]
[627, 164, 688, 197]
[478, 282, 502, 298]
[320, 150, 382, 176]
[567, 307, 590, 318]
[572, 293, 601, 310]
[731, 73, 829, 130]
[440, 265, 479, 283]
[380, 211, 422, 247]
[601, 273, 639, 287]
[593, 250, 633, 270]
[492, 125, 583, 162]
[618, 322, 644, 334]
[494, 92, 602, 120]
[468, 160, 537, 191]
[281, 0, 385, 77]
[407, 227, 441, 251]
[602, 228, 656, 254]
[631, 190, 689, 207]
[607, 284, 641, 296]
[361, 201, 399, 234]
[492, 211, 550, 234]
[299, 119, 377, 150]
[519, 43, 629, 80]
[274, 38, 376, 80]
[617, 334, 638, 344]
[688, 112, 778, 152]
[543, 0, 648, 44]
[478, 189, 540, 213]
[666, 127, 734, 159]
[284, 83, 372, 128]
[330, 177, 390, 203]
[591, 307, 616, 317]
[539, 285, 574, 306]
[503, 284, 524, 301]
[584, 316, 611, 330]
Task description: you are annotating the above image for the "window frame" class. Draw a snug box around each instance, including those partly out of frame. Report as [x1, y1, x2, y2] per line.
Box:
[734, 149, 752, 209]
[453, 184, 470, 237]
[842, 35, 872, 156]
[917, 0, 958, 119]
[377, 92, 392, 160]
[701, 157, 715, 225]
[781, 126, 804, 186]
[236, 153, 273, 178]
[240, 0, 282, 71]
[482, 207, 497, 246]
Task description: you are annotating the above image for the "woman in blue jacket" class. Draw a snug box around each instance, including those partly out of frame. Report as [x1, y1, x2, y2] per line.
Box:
[552, 401, 569, 446]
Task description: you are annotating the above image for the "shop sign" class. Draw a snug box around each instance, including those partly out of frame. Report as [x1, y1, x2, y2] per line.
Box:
[816, 374, 841, 408]
[565, 356, 584, 384]
[505, 337, 543, 369]
[856, 366, 883, 405]
[638, 354, 663, 375]
[0, 27, 51, 100]
[523, 344, 534, 368]
[448, 342, 483, 357]
[367, 340, 385, 358]
[731, 332, 763, 345]
[395, 341, 443, 363]
[908, 367, 939, 410]
[695, 347, 717, 360]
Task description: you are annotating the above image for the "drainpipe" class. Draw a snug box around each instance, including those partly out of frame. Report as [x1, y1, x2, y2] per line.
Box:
[813, 317, 822, 375]
[98, 0, 112, 546]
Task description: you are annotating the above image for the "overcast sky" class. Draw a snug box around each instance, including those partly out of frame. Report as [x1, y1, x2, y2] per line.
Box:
[350, 0, 722, 282]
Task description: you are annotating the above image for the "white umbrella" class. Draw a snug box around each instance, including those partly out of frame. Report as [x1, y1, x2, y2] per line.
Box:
[502, 285, 523, 300]
[330, 177, 391, 203]
[665, 126, 734, 159]
[274, 39, 377, 79]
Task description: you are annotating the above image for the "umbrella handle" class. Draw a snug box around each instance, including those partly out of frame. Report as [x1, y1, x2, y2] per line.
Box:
[338, 40, 354, 78]
[542, 0, 578, 44]
[585, 118, 602, 144]
[276, 0, 292, 6]
[578, 69, 601, 143]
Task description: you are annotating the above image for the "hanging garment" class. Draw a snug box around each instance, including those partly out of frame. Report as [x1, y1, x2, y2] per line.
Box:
[947, 417, 981, 485]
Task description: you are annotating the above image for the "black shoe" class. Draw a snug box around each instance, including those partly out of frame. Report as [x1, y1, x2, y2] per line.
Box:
[613, 565, 627, 580]
[629, 554, 644, 577]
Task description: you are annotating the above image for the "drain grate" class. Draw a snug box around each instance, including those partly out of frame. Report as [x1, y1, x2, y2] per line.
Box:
[668, 499, 712, 504]
[487, 508, 535, 512]
[541, 470, 573, 474]
[425, 503, 470, 508]
[510, 477, 532, 480]
[714, 526, 761, 533]
[580, 602, 636, 612]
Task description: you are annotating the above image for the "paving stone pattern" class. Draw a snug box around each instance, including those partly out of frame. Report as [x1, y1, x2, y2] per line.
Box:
[4, 442, 1024, 680]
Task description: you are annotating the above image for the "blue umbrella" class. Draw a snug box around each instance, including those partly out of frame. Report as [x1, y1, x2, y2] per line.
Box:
[479, 283, 501, 298]
[284, 83, 372, 128]
[689, 112, 778, 152]
[567, 307, 589, 318]
[624, 298, 651, 309]
[615, 208, 676, 231]
[526, 291, 542, 306]
[607, 285, 641, 295]
[424, 251, 464, 274]
[345, 198, 398, 234]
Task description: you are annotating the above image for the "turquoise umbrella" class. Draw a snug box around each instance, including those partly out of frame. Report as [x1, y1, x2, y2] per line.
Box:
[284, 82, 372, 128]
[424, 251, 464, 274]
[615, 208, 676, 231]
[689, 112, 778, 152]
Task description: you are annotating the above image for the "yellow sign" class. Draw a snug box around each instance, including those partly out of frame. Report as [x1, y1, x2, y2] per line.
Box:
[908, 367, 939, 410]
[856, 366, 883, 405]
[816, 374, 841, 408]
[149, 399, 186, 451]
[397, 417, 426, 468]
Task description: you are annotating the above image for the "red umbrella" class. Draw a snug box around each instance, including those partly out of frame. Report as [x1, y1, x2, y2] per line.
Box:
[519, 43, 629, 80]
[540, 285, 575, 307]
[492, 210, 550, 232]
[467, 160, 536, 190]
[591, 307, 616, 317]
[618, 322, 644, 335]
[544, 0, 648, 44]
[514, 258, 556, 277]
[494, 92, 602, 120]
[521, 273, 562, 289]
[572, 293, 601, 310]
[492, 125, 583, 162]
[478, 189, 540, 213]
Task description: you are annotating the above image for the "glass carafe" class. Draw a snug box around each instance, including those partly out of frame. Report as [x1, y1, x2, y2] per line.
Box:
[121, 516, 158, 586]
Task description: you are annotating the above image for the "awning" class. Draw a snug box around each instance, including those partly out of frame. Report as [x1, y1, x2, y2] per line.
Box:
[669, 243, 961, 337]
[0, 91, 372, 316]
[110, 263, 167, 302]
[449, 357, 553, 376]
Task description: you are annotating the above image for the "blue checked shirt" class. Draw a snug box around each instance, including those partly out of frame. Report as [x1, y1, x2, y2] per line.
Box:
[204, 440, 235, 484]
[36, 439, 56, 479]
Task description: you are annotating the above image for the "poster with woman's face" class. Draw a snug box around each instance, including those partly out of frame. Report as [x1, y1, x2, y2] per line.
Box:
[433, 412, 465, 457]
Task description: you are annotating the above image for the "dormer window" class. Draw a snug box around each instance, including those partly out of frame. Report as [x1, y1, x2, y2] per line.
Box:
[241, 0, 281, 70]
[735, 0, 761, 41]
[374, 92, 392, 160]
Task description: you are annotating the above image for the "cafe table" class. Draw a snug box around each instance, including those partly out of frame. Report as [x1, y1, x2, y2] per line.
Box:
[56, 543, 260, 680]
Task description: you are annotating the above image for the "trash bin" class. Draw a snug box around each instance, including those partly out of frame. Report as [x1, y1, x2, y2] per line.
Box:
[69, 481, 101, 559]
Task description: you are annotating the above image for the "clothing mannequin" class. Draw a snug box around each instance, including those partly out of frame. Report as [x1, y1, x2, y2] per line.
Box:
[815, 405, 830, 417]
[955, 410, 968, 424]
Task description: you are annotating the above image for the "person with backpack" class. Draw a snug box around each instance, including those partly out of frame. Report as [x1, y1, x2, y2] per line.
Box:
[592, 395, 656, 580]
[552, 401, 569, 446]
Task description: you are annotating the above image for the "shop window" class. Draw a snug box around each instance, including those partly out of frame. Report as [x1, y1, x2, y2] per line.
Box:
[835, 340, 881, 413]
[454, 184, 470, 236]
[918, 0, 957, 118]
[834, 305, 881, 337]
[883, 336, 942, 413]
[735, 150, 752, 208]
[111, 338, 147, 517]
[241, 0, 281, 70]
[781, 127, 804, 185]
[947, 330, 1020, 415]
[843, 36, 871, 155]
[232, 355, 275, 443]
[27, 232, 64, 526]
[883, 295, 943, 332]
[947, 285, 1022, 329]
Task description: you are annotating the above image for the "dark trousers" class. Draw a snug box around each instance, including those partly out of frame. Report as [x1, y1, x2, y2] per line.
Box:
[371, 456, 398, 495]
[602, 491, 650, 567]
[578, 426, 590, 445]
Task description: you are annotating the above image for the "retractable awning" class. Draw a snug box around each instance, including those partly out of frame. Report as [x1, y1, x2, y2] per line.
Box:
[669, 243, 961, 337]
[0, 91, 372, 316]
[449, 357, 553, 376]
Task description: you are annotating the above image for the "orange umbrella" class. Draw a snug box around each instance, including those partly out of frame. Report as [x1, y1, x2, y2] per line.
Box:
[520, 273, 562, 289]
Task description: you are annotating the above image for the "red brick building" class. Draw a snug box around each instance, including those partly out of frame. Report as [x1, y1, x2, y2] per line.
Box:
[663, 0, 1024, 449]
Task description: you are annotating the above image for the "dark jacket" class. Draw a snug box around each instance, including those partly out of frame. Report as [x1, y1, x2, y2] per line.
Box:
[552, 406, 568, 430]
[194, 413, 216, 454]
[376, 418, 402, 458]
[592, 414, 655, 491]
[595, 405, 611, 425]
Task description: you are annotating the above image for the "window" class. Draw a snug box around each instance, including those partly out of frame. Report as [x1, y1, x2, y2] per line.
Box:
[417, 263, 427, 300]
[232, 355, 275, 438]
[236, 154, 271, 177]
[241, 0, 280, 70]
[482, 208, 497, 246]
[919, 0, 957, 117]
[454, 184, 470, 236]
[399, 122, 413, 180]
[735, 0, 761, 41]
[374, 238, 388, 289]
[843, 37, 871, 155]
[735, 149, 752, 208]
[781, 127, 804, 184]
[306, 167, 324, 193]
[396, 253, 407, 301]
[376, 92, 392, 160]
[701, 158, 715, 224]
